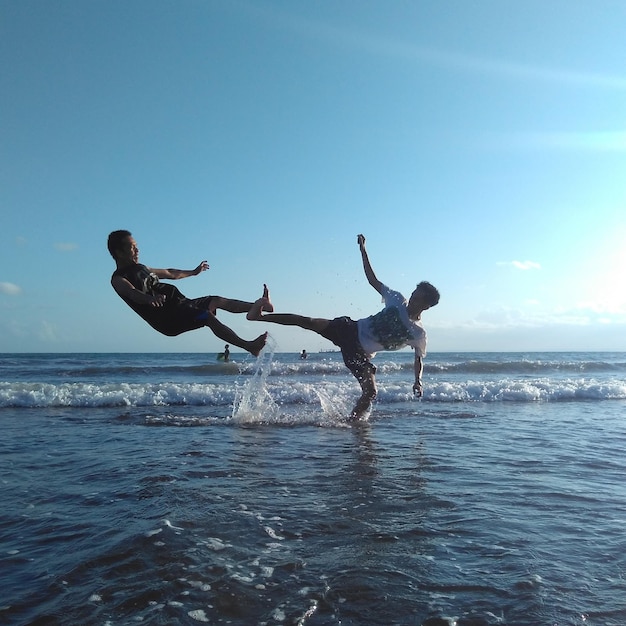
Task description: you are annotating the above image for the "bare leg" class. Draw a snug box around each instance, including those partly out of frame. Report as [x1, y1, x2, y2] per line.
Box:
[350, 369, 377, 420]
[210, 296, 253, 315]
[248, 309, 331, 334]
[213, 285, 274, 315]
[203, 313, 267, 357]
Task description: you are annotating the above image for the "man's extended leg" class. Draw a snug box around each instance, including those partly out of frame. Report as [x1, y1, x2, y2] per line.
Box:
[248, 311, 331, 334]
[212, 285, 274, 315]
[203, 314, 267, 357]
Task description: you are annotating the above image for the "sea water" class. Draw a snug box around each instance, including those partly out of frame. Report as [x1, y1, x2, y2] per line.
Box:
[1, 350, 626, 625]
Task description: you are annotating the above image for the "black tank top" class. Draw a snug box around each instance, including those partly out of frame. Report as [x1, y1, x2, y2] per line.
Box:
[112, 263, 186, 303]
[113, 263, 158, 294]
[112, 263, 187, 333]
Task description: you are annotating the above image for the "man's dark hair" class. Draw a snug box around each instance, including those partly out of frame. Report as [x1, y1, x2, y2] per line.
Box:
[417, 281, 440, 307]
[107, 230, 132, 259]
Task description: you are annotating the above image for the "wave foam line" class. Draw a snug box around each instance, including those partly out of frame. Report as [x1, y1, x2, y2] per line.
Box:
[2, 377, 625, 409]
[0, 381, 237, 408]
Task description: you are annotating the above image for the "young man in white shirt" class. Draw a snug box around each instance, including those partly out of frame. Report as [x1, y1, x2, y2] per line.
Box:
[248, 234, 440, 420]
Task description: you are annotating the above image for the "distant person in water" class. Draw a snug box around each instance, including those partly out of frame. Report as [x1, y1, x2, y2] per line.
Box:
[300, 349, 308, 360]
[223, 344, 230, 362]
[247, 234, 440, 420]
[107, 230, 270, 356]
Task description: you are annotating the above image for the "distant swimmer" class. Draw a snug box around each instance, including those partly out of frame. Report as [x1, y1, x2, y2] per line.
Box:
[108, 230, 272, 357]
[217, 344, 230, 361]
[248, 234, 439, 420]
[300, 349, 308, 360]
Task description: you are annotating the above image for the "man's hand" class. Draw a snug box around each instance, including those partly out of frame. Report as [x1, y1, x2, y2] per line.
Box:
[194, 260, 209, 275]
[149, 294, 167, 307]
[357, 234, 366, 247]
[412, 381, 423, 397]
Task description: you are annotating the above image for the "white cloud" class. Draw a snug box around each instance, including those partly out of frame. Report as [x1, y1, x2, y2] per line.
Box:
[0, 282, 22, 296]
[465, 303, 626, 331]
[497, 260, 541, 270]
[54, 242, 78, 252]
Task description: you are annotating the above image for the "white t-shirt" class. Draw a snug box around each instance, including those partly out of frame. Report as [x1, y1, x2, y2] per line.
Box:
[356, 285, 427, 358]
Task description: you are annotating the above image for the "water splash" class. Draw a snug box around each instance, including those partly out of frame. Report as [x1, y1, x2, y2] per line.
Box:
[314, 386, 351, 421]
[231, 336, 279, 423]
[230, 338, 353, 425]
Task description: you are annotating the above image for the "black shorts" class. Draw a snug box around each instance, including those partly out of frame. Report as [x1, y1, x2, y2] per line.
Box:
[148, 296, 218, 336]
[319, 316, 376, 382]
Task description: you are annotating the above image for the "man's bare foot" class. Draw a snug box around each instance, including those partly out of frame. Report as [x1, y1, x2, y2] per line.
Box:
[247, 332, 268, 357]
[262, 284, 274, 313]
[246, 297, 267, 320]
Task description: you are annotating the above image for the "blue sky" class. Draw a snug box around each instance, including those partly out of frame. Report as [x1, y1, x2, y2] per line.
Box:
[2, 0, 626, 354]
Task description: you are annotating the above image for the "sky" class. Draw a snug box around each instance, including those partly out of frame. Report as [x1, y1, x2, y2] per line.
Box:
[2, 0, 626, 354]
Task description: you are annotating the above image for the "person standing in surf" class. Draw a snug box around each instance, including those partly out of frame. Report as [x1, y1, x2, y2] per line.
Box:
[247, 234, 440, 420]
[108, 230, 270, 357]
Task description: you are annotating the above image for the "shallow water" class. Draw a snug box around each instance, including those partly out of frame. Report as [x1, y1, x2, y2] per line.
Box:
[2, 352, 626, 625]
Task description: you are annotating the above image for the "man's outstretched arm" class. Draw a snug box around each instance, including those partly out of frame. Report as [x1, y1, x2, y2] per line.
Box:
[150, 260, 209, 280]
[357, 234, 383, 295]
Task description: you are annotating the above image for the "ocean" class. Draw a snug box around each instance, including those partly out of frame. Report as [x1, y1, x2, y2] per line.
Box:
[1, 349, 626, 625]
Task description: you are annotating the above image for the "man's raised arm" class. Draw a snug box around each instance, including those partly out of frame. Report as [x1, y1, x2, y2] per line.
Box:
[357, 234, 383, 295]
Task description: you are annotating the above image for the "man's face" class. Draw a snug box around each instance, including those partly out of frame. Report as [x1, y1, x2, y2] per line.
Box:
[116, 236, 139, 264]
[408, 287, 430, 315]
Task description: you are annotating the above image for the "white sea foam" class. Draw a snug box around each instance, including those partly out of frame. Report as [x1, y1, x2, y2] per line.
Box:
[187, 580, 211, 591]
[2, 375, 624, 408]
[204, 537, 229, 551]
[263, 526, 284, 540]
[188, 609, 210, 622]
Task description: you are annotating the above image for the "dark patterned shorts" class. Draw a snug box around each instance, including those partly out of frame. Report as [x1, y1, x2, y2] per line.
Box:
[319, 316, 376, 382]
